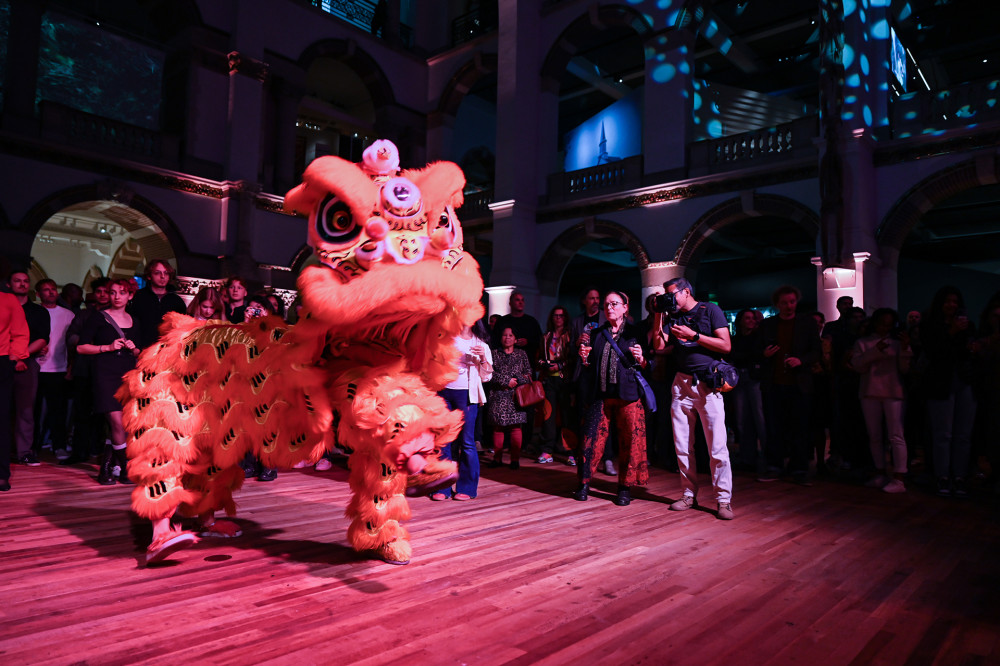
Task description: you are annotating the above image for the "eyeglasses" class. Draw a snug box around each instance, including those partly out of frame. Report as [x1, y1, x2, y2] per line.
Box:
[604, 301, 625, 309]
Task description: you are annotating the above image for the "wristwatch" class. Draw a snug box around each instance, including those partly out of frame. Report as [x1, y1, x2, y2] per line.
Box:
[691, 332, 701, 342]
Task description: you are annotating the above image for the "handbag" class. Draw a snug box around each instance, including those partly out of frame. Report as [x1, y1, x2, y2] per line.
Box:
[515, 380, 545, 408]
[600, 328, 657, 412]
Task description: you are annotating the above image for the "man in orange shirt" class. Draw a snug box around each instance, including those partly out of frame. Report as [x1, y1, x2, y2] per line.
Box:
[1, 284, 30, 491]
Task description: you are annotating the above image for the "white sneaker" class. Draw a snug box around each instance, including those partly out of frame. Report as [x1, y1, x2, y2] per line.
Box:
[865, 475, 888, 489]
[315, 458, 333, 471]
[293, 460, 310, 469]
[604, 460, 617, 475]
[882, 479, 906, 493]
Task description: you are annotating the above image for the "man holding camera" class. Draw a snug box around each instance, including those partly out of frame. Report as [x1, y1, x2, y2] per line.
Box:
[652, 278, 734, 520]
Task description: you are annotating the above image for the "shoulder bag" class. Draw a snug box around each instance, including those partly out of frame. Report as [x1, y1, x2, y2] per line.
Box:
[600, 328, 657, 412]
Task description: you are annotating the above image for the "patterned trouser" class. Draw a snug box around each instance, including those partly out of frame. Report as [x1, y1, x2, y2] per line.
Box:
[578, 398, 648, 486]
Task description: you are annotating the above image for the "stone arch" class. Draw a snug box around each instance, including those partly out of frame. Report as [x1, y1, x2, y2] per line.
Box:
[19, 182, 187, 272]
[674, 193, 820, 268]
[297, 39, 395, 110]
[877, 154, 1000, 268]
[437, 52, 498, 118]
[540, 4, 655, 82]
[536, 218, 650, 294]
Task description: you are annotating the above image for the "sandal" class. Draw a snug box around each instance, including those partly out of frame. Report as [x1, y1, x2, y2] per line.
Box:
[197, 519, 243, 538]
[145, 530, 198, 565]
[453, 493, 473, 501]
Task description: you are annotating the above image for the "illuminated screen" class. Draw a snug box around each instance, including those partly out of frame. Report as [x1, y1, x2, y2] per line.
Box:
[890, 27, 906, 92]
[37, 12, 164, 130]
[563, 88, 643, 172]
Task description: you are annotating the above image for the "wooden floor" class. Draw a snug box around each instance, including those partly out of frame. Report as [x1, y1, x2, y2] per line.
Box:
[1, 454, 998, 666]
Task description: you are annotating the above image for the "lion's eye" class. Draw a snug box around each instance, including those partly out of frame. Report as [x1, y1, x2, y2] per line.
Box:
[316, 195, 360, 244]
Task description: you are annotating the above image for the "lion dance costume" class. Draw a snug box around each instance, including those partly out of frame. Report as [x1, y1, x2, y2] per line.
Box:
[118, 140, 483, 565]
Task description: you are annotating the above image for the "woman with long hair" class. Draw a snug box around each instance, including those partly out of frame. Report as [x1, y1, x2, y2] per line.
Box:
[433, 323, 493, 500]
[536, 305, 572, 464]
[849, 308, 911, 493]
[76, 278, 142, 485]
[186, 286, 225, 321]
[921, 286, 978, 497]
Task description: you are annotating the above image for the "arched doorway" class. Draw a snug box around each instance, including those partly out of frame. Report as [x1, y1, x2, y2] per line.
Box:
[880, 156, 1000, 316]
[537, 219, 649, 312]
[677, 194, 820, 315]
[295, 40, 394, 179]
[29, 200, 178, 291]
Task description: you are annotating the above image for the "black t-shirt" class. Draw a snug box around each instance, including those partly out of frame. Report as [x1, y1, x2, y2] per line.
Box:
[665, 301, 728, 374]
[129, 286, 186, 348]
[23, 301, 51, 348]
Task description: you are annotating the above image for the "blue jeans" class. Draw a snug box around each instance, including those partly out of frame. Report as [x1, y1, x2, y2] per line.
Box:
[439, 388, 481, 498]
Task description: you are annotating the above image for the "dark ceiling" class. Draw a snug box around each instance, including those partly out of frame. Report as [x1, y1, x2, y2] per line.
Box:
[551, 0, 1000, 137]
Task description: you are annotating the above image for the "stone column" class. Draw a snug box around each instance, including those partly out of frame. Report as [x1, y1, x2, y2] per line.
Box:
[640, 261, 685, 319]
[225, 51, 269, 184]
[490, 2, 542, 299]
[643, 29, 695, 178]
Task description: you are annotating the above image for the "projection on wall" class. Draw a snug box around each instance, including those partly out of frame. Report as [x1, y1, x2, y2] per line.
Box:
[563, 88, 643, 172]
[37, 11, 164, 130]
[890, 27, 906, 92]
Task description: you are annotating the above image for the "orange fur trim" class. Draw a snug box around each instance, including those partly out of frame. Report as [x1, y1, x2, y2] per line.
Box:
[401, 160, 466, 216]
[346, 519, 409, 552]
[284, 155, 379, 217]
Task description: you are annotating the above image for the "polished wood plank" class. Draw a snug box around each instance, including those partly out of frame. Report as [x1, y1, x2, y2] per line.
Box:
[1, 456, 997, 665]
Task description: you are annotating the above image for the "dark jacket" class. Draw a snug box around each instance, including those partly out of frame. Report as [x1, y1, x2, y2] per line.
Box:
[579, 322, 652, 406]
[756, 313, 822, 394]
[129, 286, 186, 348]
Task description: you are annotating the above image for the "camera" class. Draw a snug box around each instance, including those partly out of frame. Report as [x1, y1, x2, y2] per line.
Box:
[650, 291, 680, 314]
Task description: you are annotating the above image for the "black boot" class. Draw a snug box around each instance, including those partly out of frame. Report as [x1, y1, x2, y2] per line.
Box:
[113, 447, 134, 485]
[572, 482, 589, 501]
[97, 445, 116, 485]
[613, 485, 631, 506]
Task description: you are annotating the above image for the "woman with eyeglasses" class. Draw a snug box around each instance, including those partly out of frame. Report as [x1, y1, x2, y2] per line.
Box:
[572, 291, 651, 505]
[537, 306, 572, 464]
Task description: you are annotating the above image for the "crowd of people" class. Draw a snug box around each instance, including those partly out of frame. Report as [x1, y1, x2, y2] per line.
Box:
[0, 261, 298, 491]
[4, 265, 997, 520]
[430, 281, 1000, 518]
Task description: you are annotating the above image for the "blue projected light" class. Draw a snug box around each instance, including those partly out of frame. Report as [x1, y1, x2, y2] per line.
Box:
[707, 119, 723, 138]
[890, 27, 906, 91]
[653, 63, 677, 82]
[563, 88, 643, 171]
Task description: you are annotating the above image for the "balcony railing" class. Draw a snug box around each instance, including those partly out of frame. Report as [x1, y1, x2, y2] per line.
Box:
[688, 115, 819, 175]
[39, 101, 178, 165]
[457, 189, 495, 221]
[891, 78, 1000, 138]
[452, 5, 498, 46]
[307, 0, 413, 47]
[546, 155, 643, 203]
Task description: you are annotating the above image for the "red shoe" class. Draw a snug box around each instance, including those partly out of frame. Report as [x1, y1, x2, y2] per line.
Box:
[145, 530, 198, 565]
